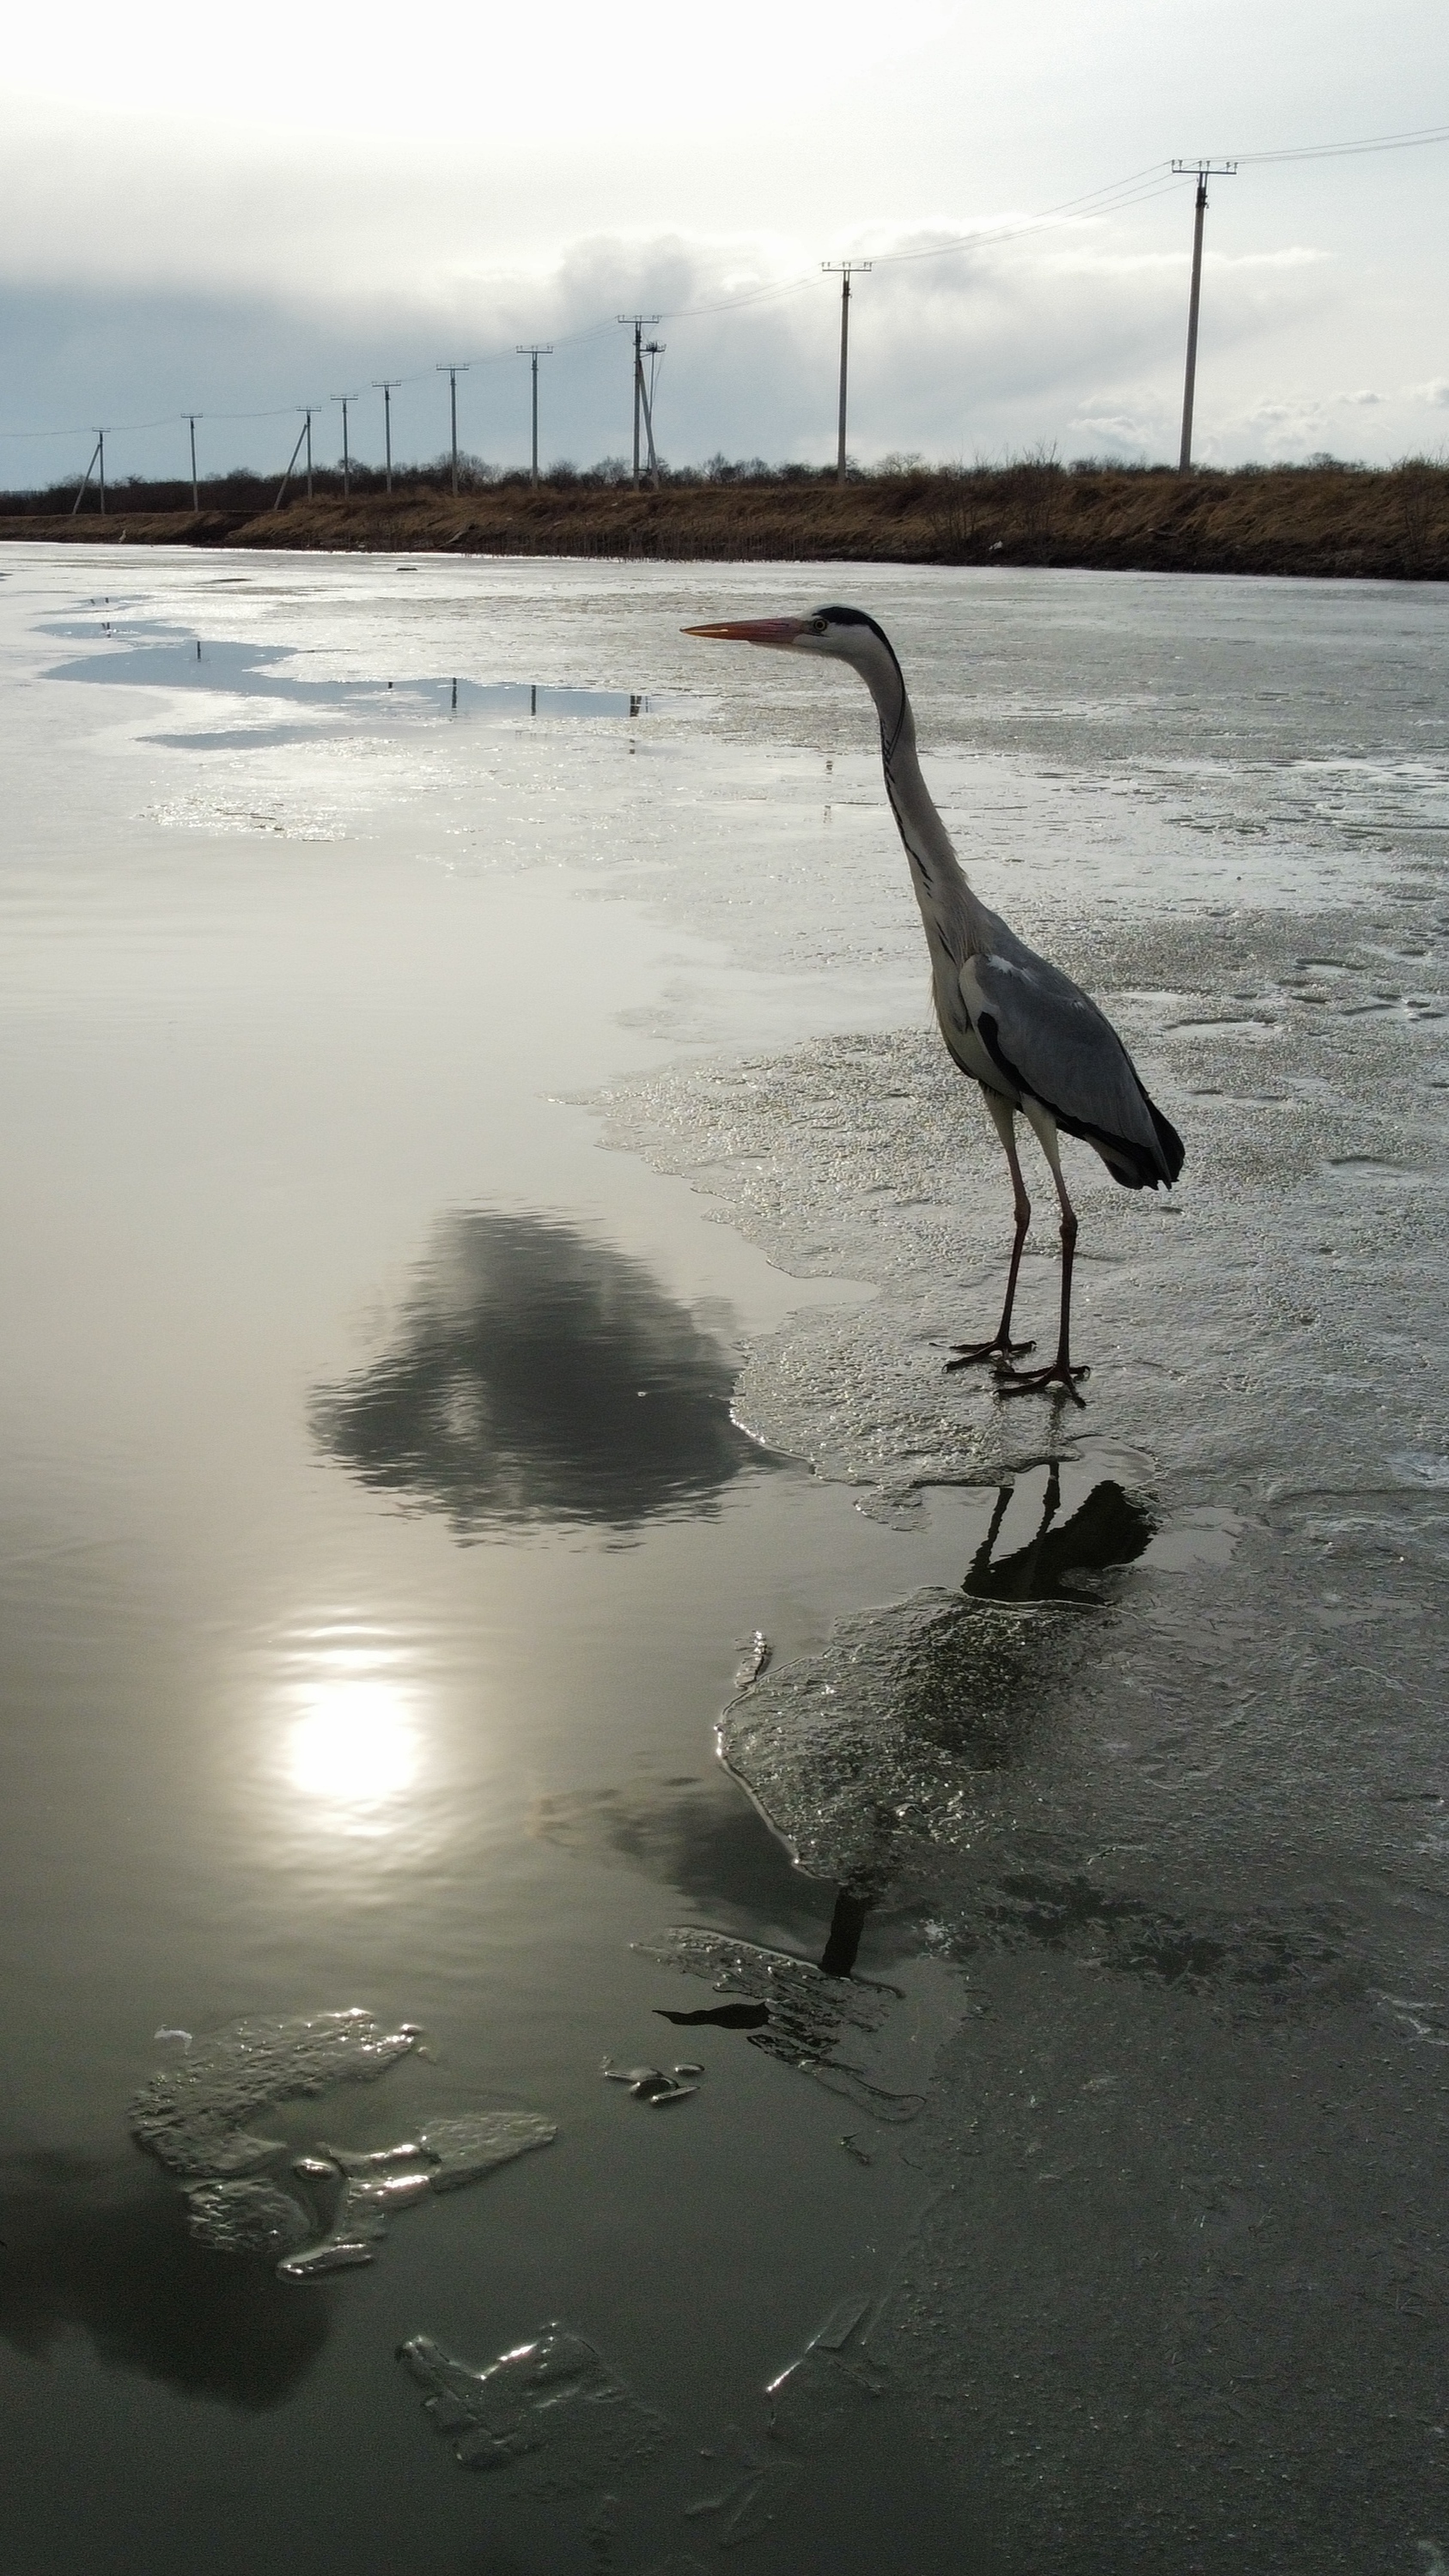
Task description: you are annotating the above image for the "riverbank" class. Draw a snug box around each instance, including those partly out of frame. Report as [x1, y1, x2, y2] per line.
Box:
[3, 459, 1446, 577]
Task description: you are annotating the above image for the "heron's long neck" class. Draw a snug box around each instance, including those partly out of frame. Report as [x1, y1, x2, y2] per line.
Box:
[865, 658, 989, 962]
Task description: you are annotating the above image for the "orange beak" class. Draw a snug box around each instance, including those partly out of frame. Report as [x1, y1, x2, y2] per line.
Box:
[683, 617, 806, 648]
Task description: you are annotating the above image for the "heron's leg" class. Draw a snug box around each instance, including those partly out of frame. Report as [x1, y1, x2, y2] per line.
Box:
[946, 1094, 1037, 1369]
[999, 1110, 1087, 1404]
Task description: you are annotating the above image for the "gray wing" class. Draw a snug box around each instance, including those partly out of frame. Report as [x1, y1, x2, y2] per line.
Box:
[959, 938, 1183, 1189]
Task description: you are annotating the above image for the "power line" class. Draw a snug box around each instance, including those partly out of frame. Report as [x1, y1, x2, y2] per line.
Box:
[1234, 119, 1449, 165]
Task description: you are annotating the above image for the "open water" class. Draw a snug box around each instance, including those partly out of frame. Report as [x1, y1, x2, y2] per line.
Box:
[1, 544, 1446, 2574]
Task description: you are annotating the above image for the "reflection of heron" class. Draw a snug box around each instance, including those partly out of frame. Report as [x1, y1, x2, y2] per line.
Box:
[962, 1462, 1156, 1605]
[810, 1466, 1154, 1977]
[686, 608, 1184, 1399]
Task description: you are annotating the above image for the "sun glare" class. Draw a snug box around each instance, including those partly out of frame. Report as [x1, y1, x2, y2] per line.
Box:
[287, 1673, 421, 1808]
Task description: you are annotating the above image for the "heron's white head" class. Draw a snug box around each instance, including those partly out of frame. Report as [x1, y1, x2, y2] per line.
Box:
[684, 605, 905, 738]
[685, 604, 898, 679]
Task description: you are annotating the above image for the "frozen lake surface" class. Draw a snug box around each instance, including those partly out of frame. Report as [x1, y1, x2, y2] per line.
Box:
[1, 544, 1446, 2574]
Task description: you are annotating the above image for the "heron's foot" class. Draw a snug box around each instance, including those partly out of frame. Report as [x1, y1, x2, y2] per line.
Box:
[945, 1334, 1036, 1373]
[997, 1356, 1088, 1408]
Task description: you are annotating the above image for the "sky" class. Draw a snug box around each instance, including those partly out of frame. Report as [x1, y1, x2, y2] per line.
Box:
[0, 0, 1446, 487]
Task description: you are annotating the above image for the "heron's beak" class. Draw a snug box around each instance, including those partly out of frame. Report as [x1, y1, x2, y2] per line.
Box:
[683, 617, 806, 649]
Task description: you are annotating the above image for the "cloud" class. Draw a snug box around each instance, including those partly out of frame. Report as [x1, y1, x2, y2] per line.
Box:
[0, 206, 1432, 483]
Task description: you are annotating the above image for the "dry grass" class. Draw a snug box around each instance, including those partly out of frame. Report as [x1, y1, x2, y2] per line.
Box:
[4, 461, 1447, 579]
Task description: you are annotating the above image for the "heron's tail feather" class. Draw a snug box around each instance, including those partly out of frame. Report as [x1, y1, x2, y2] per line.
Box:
[1146, 1095, 1185, 1184]
[1093, 1087, 1185, 1191]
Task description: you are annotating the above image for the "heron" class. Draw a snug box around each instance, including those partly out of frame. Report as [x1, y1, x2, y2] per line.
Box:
[685, 605, 1184, 1401]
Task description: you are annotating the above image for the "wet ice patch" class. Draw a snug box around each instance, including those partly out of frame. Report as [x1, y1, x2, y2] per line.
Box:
[398, 2324, 671, 2492]
[637, 1927, 922, 2123]
[143, 790, 346, 841]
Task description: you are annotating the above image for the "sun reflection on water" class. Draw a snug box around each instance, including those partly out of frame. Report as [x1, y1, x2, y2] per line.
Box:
[289, 1674, 420, 1804]
[277, 1622, 428, 1833]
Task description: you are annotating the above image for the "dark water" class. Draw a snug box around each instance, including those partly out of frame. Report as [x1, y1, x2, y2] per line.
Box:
[2, 548, 1446, 2575]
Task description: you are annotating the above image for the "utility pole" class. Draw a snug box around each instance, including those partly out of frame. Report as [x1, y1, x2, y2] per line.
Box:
[186, 415, 200, 513]
[304, 406, 314, 500]
[642, 339, 664, 489]
[273, 414, 310, 510]
[437, 362, 469, 495]
[618, 316, 661, 488]
[515, 344, 553, 484]
[822, 263, 870, 485]
[374, 380, 400, 492]
[71, 431, 105, 516]
[1172, 161, 1236, 471]
[331, 393, 356, 495]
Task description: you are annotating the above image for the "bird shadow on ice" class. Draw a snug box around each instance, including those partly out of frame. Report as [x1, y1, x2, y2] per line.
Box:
[310, 1208, 783, 1538]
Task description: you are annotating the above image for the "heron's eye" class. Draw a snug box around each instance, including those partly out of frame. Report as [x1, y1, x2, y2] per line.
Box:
[810, 617, 829, 635]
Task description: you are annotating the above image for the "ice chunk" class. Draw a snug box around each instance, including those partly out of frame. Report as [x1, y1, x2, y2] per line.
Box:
[600, 2061, 697, 2105]
[277, 2151, 434, 2280]
[183, 2178, 314, 2259]
[275, 2117, 557, 2277]
[638, 1928, 922, 2123]
[721, 1591, 1082, 1884]
[128, 2009, 422, 2179]
[398, 2324, 671, 2495]
[734, 1631, 771, 1688]
[417, 2111, 557, 2189]
[765, 2296, 887, 2453]
[131, 2010, 553, 2282]
[684, 2426, 799, 2545]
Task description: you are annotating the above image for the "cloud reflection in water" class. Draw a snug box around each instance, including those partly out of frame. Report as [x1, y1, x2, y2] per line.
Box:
[311, 1211, 776, 1536]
